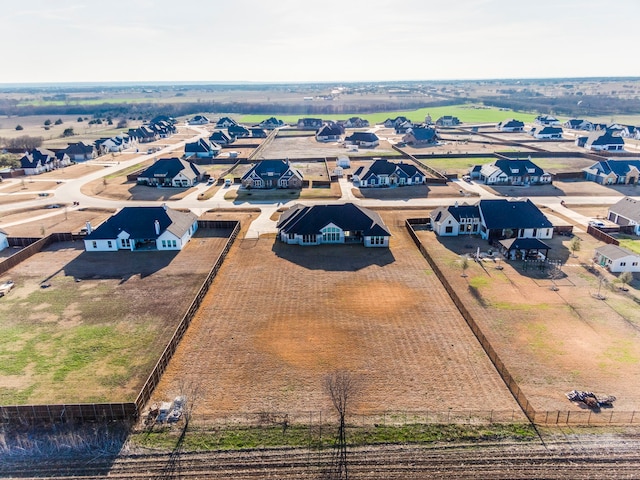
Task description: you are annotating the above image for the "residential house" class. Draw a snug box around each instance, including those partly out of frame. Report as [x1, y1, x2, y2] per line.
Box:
[583, 159, 640, 185]
[259, 117, 284, 129]
[344, 131, 379, 148]
[137, 158, 204, 187]
[530, 126, 563, 139]
[477, 199, 553, 241]
[435, 115, 460, 127]
[594, 244, 640, 273]
[343, 117, 370, 128]
[20, 148, 71, 175]
[209, 130, 234, 145]
[563, 118, 593, 131]
[430, 199, 553, 242]
[150, 120, 176, 138]
[497, 119, 525, 132]
[216, 117, 237, 128]
[149, 115, 176, 125]
[430, 203, 482, 236]
[297, 118, 323, 130]
[607, 197, 640, 235]
[620, 126, 639, 139]
[581, 130, 625, 151]
[394, 121, 414, 134]
[0, 228, 8, 251]
[352, 159, 426, 188]
[184, 138, 220, 159]
[383, 116, 410, 128]
[241, 159, 303, 189]
[471, 158, 552, 185]
[128, 125, 158, 143]
[228, 124, 250, 138]
[277, 203, 390, 247]
[83, 205, 198, 252]
[63, 142, 97, 162]
[535, 115, 561, 126]
[402, 126, 438, 146]
[315, 124, 343, 142]
[95, 134, 133, 154]
[251, 128, 268, 138]
[188, 115, 210, 125]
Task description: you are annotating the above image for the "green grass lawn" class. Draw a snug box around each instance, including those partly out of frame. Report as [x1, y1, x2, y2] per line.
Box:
[133, 423, 536, 451]
[618, 237, 640, 255]
[239, 105, 540, 126]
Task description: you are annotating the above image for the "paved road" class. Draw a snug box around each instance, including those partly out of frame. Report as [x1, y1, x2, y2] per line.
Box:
[1, 139, 638, 235]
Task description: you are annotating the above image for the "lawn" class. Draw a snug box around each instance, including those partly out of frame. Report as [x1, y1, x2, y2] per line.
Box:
[239, 105, 540, 126]
[618, 237, 640, 255]
[0, 232, 232, 405]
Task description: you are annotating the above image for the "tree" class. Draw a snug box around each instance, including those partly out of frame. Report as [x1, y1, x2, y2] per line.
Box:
[324, 370, 359, 480]
[116, 118, 128, 129]
[54, 118, 63, 125]
[569, 237, 581, 257]
[618, 271, 633, 291]
[62, 127, 74, 137]
[15, 124, 23, 130]
[77, 117, 83, 122]
[460, 256, 469, 277]
[44, 119, 51, 126]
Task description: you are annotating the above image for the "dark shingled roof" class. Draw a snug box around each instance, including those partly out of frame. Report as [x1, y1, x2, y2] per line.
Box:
[479, 199, 552, 230]
[277, 203, 390, 237]
[138, 158, 202, 180]
[499, 237, 551, 251]
[86, 206, 196, 240]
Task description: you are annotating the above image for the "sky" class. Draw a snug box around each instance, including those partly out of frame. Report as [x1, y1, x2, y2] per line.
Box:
[2, 0, 639, 84]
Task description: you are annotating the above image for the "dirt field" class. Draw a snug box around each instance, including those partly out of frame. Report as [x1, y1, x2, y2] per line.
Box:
[482, 179, 637, 198]
[0, 207, 115, 239]
[416, 230, 640, 413]
[151, 213, 523, 420]
[261, 133, 400, 159]
[0, 228, 233, 405]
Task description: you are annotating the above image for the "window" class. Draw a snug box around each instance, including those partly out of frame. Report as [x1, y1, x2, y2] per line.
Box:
[620, 262, 626, 266]
[121, 238, 130, 248]
[632, 262, 638, 266]
[288, 233, 295, 240]
[445, 226, 453, 233]
[161, 240, 167, 248]
[92, 241, 97, 249]
[172, 240, 177, 248]
[107, 241, 112, 248]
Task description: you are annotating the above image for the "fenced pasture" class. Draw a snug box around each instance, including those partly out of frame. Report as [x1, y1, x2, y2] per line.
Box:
[0, 227, 236, 408]
[150, 215, 523, 424]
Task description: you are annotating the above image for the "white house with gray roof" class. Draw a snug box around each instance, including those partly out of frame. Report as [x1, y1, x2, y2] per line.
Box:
[607, 197, 640, 235]
[594, 244, 640, 273]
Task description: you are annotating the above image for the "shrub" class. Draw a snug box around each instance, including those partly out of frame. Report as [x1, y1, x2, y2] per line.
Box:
[15, 125, 23, 130]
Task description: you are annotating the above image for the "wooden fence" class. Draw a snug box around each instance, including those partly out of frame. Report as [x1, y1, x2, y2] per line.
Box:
[0, 222, 240, 424]
[587, 225, 620, 245]
[134, 221, 240, 412]
[404, 219, 640, 426]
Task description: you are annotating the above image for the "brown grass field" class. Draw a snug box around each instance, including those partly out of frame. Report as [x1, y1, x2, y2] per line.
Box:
[0, 228, 235, 405]
[416, 230, 640, 413]
[151, 213, 523, 420]
[0, 207, 115, 239]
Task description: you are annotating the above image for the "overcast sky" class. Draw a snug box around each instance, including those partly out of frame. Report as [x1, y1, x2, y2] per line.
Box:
[2, 0, 638, 84]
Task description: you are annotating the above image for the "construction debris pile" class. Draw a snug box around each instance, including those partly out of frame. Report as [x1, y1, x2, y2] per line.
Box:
[566, 390, 616, 410]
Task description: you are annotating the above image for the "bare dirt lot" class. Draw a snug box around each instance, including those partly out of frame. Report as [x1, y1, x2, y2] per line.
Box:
[416, 230, 640, 414]
[0, 228, 233, 405]
[261, 132, 400, 159]
[152, 213, 523, 420]
[483, 179, 637, 198]
[0, 207, 114, 239]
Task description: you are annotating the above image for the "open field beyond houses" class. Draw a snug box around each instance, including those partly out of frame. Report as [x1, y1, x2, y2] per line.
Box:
[152, 217, 524, 421]
[0, 229, 232, 405]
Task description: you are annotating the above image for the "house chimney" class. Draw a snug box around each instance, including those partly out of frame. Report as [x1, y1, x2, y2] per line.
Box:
[162, 202, 168, 210]
[85, 221, 92, 234]
[454, 201, 458, 208]
[154, 220, 160, 235]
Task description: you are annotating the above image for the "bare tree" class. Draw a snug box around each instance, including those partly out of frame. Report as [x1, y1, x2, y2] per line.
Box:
[460, 256, 469, 277]
[618, 271, 633, 291]
[324, 370, 359, 480]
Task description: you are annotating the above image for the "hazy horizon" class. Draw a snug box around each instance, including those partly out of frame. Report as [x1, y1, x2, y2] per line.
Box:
[3, 0, 639, 84]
